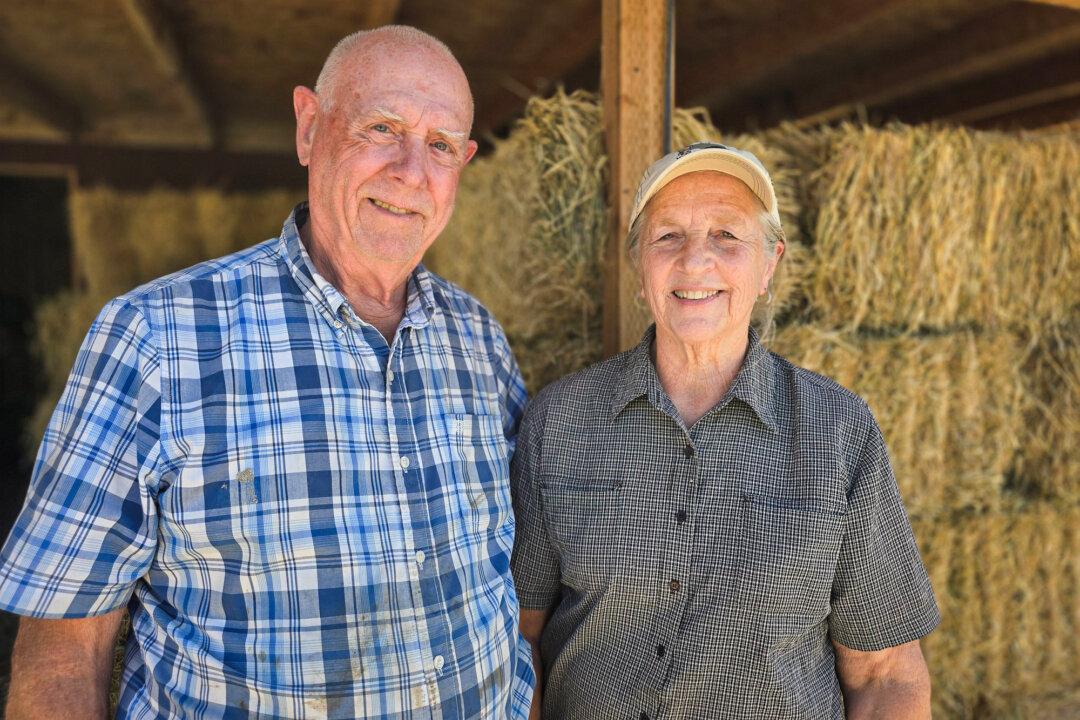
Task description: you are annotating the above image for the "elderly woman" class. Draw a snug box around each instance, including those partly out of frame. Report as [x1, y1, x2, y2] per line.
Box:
[511, 143, 939, 720]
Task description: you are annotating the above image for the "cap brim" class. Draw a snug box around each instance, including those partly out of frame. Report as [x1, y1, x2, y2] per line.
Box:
[630, 148, 778, 229]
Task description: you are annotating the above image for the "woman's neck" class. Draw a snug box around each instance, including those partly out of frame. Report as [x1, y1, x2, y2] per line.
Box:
[653, 328, 749, 428]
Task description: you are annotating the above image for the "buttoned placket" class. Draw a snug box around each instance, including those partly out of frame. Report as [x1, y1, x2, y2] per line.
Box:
[656, 430, 698, 692]
[386, 324, 443, 711]
[335, 305, 441, 713]
[634, 388, 703, 720]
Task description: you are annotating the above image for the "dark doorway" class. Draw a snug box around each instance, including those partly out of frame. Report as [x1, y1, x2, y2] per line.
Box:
[0, 173, 72, 699]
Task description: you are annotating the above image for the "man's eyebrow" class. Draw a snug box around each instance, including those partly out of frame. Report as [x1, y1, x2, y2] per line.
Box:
[434, 127, 468, 143]
[370, 107, 407, 124]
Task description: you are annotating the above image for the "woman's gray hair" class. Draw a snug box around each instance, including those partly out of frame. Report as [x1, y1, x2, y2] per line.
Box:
[314, 26, 458, 111]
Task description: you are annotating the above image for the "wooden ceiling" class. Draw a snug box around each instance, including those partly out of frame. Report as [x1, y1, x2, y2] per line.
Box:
[0, 0, 1076, 186]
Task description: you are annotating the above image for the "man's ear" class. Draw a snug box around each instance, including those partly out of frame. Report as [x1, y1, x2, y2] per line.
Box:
[293, 86, 320, 167]
[463, 139, 479, 166]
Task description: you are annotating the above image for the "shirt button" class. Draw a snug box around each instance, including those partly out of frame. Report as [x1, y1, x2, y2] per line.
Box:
[683, 443, 694, 459]
[415, 550, 426, 566]
[676, 509, 688, 524]
[387, 370, 395, 384]
[333, 320, 343, 329]
[656, 644, 666, 658]
[433, 655, 444, 671]
[399, 456, 411, 469]
[669, 579, 681, 593]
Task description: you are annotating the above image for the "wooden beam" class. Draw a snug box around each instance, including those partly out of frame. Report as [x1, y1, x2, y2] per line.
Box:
[365, 0, 402, 27]
[0, 140, 305, 190]
[880, 50, 1080, 123]
[602, 0, 668, 355]
[472, 2, 601, 136]
[680, 0, 1006, 113]
[947, 83, 1080, 124]
[117, 0, 216, 145]
[970, 93, 1080, 128]
[0, 53, 81, 137]
[788, 2, 1080, 127]
[1025, 0, 1080, 9]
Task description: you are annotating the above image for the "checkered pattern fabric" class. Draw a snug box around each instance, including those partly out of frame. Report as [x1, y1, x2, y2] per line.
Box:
[511, 326, 939, 720]
[0, 204, 534, 719]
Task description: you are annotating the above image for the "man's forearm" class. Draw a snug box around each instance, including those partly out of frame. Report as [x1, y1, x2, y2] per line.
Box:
[5, 610, 125, 720]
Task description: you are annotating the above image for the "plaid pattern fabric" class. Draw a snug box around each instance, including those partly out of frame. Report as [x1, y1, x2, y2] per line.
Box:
[511, 326, 939, 720]
[0, 204, 534, 719]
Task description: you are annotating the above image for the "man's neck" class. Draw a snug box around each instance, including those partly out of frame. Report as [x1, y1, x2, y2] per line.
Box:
[300, 220, 410, 341]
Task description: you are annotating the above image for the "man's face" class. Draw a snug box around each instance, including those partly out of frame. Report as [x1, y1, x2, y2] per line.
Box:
[295, 43, 478, 271]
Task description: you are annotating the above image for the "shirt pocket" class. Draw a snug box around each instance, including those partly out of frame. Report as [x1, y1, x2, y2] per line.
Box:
[539, 476, 625, 592]
[452, 413, 512, 541]
[737, 495, 846, 618]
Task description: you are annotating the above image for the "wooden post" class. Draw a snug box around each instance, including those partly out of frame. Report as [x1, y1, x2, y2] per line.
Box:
[601, 0, 669, 356]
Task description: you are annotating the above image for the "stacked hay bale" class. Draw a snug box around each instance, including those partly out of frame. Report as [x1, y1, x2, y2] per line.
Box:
[429, 90, 608, 393]
[28, 188, 303, 450]
[767, 123, 1080, 718]
[432, 95, 1079, 717]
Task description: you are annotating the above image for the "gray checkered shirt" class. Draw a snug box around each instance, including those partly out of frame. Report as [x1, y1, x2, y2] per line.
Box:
[510, 326, 939, 720]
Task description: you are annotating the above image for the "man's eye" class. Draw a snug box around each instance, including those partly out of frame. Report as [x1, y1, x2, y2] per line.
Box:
[657, 232, 678, 242]
[432, 140, 451, 152]
[371, 123, 392, 133]
[719, 230, 736, 240]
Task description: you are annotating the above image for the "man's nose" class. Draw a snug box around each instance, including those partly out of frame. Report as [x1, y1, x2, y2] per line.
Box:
[388, 135, 426, 187]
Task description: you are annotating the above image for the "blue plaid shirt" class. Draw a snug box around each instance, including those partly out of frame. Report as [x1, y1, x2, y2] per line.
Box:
[0, 204, 534, 719]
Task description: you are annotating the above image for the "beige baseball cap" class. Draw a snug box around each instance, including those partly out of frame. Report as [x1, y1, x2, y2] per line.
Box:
[629, 142, 781, 231]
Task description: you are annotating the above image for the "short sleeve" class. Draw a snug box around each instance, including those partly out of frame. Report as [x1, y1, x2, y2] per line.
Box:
[510, 395, 562, 610]
[0, 298, 161, 618]
[829, 411, 940, 650]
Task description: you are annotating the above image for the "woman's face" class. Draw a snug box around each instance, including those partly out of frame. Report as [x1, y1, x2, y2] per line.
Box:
[637, 171, 783, 350]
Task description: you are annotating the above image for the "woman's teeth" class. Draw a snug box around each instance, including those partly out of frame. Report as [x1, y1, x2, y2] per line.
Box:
[673, 290, 719, 300]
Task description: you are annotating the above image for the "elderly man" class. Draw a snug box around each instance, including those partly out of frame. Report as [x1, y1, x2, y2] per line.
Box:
[0, 26, 533, 719]
[512, 143, 939, 719]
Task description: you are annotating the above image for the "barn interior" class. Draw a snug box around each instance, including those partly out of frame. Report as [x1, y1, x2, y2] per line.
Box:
[0, 0, 1077, 716]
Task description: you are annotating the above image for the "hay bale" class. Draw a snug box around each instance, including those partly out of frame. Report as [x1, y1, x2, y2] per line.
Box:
[431, 89, 608, 393]
[70, 187, 302, 298]
[913, 502, 1080, 718]
[769, 325, 1027, 518]
[1015, 326, 1080, 502]
[781, 124, 1080, 333]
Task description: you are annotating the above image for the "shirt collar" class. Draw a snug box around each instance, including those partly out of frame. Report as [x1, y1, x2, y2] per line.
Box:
[610, 324, 778, 432]
[277, 202, 437, 331]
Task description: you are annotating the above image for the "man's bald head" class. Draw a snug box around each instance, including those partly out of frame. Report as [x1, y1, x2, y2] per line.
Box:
[314, 25, 474, 128]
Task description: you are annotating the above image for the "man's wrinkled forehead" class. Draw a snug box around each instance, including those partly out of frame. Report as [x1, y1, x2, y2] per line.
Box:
[335, 40, 474, 128]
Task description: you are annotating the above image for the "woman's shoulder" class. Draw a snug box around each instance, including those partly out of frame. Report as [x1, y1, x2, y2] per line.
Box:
[766, 350, 875, 424]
